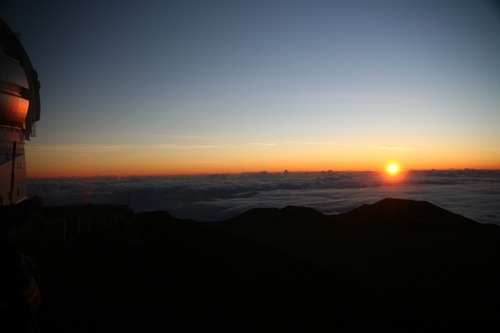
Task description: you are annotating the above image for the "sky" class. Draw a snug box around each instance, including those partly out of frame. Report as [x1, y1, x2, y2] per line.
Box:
[2, 0, 500, 177]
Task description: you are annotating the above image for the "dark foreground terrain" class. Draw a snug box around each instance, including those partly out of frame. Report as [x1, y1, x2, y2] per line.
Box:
[8, 198, 500, 331]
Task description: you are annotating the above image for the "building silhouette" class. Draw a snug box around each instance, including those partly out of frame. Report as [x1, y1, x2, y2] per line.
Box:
[0, 19, 40, 205]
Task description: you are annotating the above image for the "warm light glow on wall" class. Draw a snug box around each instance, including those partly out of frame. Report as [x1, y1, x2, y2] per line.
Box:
[0, 94, 29, 125]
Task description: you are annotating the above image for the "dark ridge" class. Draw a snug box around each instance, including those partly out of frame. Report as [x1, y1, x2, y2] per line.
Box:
[5, 198, 500, 331]
[7, 205, 371, 331]
[213, 198, 500, 331]
[280, 205, 326, 220]
[226, 207, 281, 222]
[337, 197, 478, 230]
[223, 205, 327, 226]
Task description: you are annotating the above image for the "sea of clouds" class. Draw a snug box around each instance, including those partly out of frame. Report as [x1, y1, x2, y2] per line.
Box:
[28, 170, 500, 225]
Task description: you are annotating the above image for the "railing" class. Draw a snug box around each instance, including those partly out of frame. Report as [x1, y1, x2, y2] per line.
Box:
[11, 203, 135, 243]
[63, 202, 130, 208]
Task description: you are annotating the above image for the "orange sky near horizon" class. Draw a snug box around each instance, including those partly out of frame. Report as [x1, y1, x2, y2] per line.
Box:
[25, 142, 500, 178]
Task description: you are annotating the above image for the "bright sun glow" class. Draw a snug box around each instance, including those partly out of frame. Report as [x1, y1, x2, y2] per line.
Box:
[387, 163, 399, 175]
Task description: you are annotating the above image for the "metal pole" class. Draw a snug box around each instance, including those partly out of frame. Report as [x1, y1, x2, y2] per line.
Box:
[9, 141, 16, 204]
[77, 218, 81, 238]
[63, 219, 67, 242]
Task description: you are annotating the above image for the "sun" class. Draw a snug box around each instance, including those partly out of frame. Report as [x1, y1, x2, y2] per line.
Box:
[386, 163, 400, 175]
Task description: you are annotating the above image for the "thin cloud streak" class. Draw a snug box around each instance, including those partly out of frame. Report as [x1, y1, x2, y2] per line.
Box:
[277, 140, 421, 152]
[27, 143, 235, 154]
[298, 92, 423, 103]
[132, 134, 226, 141]
[371, 146, 423, 151]
[32, 139, 424, 155]
[246, 142, 277, 146]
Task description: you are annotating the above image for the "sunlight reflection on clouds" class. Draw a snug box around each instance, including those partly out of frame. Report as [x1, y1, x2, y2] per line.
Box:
[28, 170, 500, 225]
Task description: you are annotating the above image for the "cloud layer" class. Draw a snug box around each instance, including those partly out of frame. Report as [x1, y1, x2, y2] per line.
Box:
[28, 170, 500, 225]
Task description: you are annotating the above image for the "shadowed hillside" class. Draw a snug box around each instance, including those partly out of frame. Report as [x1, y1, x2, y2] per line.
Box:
[14, 206, 372, 331]
[5, 198, 500, 331]
[214, 198, 500, 330]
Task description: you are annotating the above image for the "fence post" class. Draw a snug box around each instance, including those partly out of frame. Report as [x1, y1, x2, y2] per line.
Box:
[63, 219, 67, 242]
[77, 218, 81, 239]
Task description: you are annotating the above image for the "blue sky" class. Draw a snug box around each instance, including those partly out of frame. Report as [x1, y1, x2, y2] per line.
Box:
[2, 0, 500, 176]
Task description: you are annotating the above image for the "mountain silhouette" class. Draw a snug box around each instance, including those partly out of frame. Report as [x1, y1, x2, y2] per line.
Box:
[7, 198, 500, 331]
[213, 198, 500, 330]
[339, 197, 478, 229]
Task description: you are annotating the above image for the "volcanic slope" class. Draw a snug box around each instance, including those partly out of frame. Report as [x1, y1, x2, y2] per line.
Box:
[29, 210, 367, 332]
[213, 198, 500, 330]
[16, 198, 500, 331]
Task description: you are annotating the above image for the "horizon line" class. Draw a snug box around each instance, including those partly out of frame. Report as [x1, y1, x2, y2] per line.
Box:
[26, 168, 500, 180]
